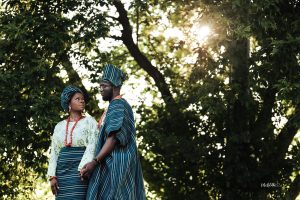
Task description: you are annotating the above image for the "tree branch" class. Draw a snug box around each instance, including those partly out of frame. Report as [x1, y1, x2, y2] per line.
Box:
[106, 15, 119, 21]
[60, 53, 84, 87]
[109, 35, 122, 40]
[275, 105, 300, 163]
[112, 0, 176, 107]
[285, 174, 300, 200]
[251, 88, 276, 139]
[57, 52, 99, 115]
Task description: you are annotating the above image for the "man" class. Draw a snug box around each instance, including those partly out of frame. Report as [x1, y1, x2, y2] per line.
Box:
[81, 64, 146, 200]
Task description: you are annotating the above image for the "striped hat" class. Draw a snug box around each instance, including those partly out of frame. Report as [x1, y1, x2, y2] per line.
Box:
[101, 64, 126, 87]
[60, 86, 83, 112]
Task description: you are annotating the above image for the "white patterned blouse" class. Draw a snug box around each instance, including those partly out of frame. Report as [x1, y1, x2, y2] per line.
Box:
[47, 116, 99, 177]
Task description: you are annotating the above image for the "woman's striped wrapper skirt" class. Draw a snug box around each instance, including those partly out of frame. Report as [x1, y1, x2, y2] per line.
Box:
[55, 147, 88, 200]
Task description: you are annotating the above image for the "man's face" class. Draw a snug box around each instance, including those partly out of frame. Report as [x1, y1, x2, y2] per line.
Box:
[100, 81, 113, 101]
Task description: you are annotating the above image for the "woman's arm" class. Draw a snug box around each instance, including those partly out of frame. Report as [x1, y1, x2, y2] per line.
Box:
[77, 117, 99, 170]
[80, 132, 118, 179]
[47, 128, 60, 195]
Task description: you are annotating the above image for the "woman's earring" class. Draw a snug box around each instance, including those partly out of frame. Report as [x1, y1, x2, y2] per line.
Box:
[69, 105, 71, 112]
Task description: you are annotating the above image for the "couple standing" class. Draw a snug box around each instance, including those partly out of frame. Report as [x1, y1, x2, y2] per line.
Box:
[47, 64, 146, 200]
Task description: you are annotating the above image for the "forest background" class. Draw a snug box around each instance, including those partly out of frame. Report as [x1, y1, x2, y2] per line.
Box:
[1, 0, 300, 199]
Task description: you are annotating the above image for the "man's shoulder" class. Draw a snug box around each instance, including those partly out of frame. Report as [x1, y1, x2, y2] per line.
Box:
[108, 98, 132, 113]
[110, 98, 131, 107]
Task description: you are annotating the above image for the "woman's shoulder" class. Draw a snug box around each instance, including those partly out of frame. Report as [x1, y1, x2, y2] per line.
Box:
[83, 115, 97, 125]
[53, 119, 66, 133]
[56, 119, 67, 126]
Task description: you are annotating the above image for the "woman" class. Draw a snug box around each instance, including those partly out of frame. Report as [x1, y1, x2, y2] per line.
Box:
[47, 86, 98, 199]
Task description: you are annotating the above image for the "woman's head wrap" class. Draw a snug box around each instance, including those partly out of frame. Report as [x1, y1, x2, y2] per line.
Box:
[60, 86, 83, 112]
[101, 64, 126, 87]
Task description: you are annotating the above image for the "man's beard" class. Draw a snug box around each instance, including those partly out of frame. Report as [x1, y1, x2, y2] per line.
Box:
[102, 88, 113, 101]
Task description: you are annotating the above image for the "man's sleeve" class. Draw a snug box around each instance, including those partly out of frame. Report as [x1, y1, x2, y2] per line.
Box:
[105, 100, 128, 146]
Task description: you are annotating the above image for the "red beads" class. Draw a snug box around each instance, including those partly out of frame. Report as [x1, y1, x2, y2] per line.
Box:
[64, 116, 83, 147]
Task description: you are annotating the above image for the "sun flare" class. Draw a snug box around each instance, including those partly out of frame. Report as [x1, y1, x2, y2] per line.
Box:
[192, 25, 211, 43]
[160, 25, 211, 45]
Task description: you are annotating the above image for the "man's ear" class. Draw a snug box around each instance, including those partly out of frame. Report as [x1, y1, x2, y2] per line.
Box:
[113, 86, 120, 93]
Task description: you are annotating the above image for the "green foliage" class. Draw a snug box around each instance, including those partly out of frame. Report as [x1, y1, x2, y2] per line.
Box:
[1, 0, 300, 199]
[0, 0, 108, 198]
[0, 4, 64, 196]
[127, 0, 300, 199]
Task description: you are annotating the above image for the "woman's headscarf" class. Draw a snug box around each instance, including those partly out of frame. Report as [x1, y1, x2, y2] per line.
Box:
[60, 86, 83, 112]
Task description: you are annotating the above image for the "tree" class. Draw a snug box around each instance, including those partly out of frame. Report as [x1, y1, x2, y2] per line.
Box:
[104, 0, 300, 199]
[0, 0, 108, 198]
[1, 0, 300, 199]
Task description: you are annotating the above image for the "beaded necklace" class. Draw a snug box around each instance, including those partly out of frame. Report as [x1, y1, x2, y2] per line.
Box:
[65, 116, 84, 147]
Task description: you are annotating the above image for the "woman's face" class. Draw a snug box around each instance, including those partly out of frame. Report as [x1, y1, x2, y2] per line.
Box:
[69, 92, 85, 112]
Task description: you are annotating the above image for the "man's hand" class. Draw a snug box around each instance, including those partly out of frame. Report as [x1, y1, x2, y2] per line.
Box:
[50, 178, 59, 196]
[80, 134, 117, 181]
[80, 160, 97, 181]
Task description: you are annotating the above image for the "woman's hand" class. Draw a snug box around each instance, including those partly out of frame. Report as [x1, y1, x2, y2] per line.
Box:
[50, 178, 59, 196]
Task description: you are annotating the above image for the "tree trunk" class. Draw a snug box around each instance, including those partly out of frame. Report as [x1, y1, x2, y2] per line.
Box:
[224, 38, 251, 199]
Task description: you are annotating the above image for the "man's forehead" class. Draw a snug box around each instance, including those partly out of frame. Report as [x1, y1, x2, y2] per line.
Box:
[100, 80, 112, 85]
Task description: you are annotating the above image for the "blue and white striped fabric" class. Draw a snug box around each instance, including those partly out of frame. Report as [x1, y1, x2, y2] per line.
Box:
[101, 64, 126, 87]
[55, 147, 88, 200]
[87, 98, 146, 200]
